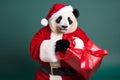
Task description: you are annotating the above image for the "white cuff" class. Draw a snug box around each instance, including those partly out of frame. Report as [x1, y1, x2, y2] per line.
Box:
[73, 37, 84, 49]
[40, 40, 58, 62]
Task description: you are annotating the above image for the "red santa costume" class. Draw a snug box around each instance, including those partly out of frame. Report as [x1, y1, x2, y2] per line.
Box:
[30, 3, 90, 80]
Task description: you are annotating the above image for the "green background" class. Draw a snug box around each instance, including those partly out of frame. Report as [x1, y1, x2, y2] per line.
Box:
[0, 0, 120, 80]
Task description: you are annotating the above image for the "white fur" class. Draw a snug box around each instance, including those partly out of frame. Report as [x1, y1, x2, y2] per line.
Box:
[50, 75, 62, 80]
[40, 32, 63, 62]
[40, 40, 58, 62]
[41, 18, 48, 26]
[50, 32, 63, 41]
[58, 18, 70, 30]
[73, 37, 84, 49]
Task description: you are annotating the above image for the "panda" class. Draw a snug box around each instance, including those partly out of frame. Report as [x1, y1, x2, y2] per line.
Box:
[50, 9, 83, 53]
[30, 3, 89, 80]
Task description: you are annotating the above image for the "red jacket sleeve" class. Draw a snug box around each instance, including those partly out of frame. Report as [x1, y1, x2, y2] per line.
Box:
[30, 26, 51, 61]
[75, 27, 90, 45]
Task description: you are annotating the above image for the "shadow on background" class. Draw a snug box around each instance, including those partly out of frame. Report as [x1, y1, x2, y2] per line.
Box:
[0, 0, 120, 80]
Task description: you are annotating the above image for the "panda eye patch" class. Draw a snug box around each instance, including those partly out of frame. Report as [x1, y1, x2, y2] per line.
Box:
[68, 17, 73, 25]
[56, 16, 62, 23]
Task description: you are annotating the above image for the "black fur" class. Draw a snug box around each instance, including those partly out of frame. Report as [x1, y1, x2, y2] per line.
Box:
[73, 9, 79, 18]
[55, 39, 70, 53]
[68, 17, 73, 24]
[56, 16, 62, 23]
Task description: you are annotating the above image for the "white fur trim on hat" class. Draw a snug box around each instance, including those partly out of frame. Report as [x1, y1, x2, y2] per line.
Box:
[41, 18, 48, 26]
[50, 5, 73, 19]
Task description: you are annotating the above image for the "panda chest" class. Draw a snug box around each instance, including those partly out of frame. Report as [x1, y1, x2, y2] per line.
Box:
[50, 32, 63, 41]
[50, 32, 73, 41]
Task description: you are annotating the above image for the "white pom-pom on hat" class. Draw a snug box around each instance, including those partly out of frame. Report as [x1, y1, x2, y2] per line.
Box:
[41, 18, 48, 26]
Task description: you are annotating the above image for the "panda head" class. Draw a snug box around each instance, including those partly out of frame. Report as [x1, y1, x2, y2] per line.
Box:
[49, 9, 79, 34]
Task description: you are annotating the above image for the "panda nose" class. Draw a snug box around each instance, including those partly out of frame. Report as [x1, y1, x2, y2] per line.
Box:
[62, 26, 68, 28]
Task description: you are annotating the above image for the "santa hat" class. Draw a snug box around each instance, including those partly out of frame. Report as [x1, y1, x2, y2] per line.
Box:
[41, 3, 73, 26]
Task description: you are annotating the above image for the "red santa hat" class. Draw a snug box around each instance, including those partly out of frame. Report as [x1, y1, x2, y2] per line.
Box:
[41, 3, 73, 26]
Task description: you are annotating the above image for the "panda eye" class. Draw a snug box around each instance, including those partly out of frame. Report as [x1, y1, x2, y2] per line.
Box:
[68, 17, 73, 25]
[56, 16, 62, 23]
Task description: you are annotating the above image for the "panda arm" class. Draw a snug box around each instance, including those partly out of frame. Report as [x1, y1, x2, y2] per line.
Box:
[30, 26, 58, 63]
[30, 27, 48, 61]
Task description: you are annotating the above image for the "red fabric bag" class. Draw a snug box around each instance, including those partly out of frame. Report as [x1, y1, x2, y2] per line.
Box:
[57, 39, 108, 80]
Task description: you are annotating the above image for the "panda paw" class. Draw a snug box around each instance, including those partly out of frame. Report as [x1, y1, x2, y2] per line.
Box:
[55, 39, 70, 53]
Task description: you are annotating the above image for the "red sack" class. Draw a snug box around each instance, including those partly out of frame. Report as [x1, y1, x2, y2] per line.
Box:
[57, 39, 108, 80]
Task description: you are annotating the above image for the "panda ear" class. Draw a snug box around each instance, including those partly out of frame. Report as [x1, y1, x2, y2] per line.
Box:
[73, 9, 79, 18]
